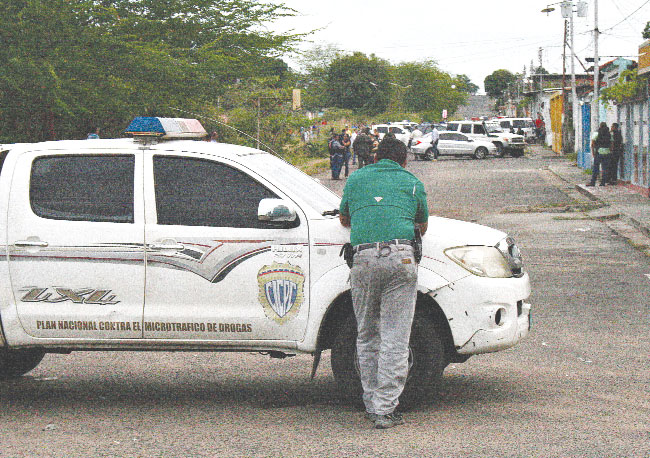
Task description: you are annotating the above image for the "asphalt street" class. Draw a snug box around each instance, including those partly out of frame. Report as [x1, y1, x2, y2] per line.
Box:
[1, 147, 649, 458]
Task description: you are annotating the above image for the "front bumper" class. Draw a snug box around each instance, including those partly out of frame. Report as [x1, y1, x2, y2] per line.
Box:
[456, 301, 531, 354]
[431, 273, 532, 355]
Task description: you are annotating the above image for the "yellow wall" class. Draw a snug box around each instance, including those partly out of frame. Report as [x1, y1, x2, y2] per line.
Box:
[550, 92, 563, 153]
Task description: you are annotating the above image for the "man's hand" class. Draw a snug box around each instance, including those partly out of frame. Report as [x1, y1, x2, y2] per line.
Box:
[417, 221, 428, 236]
[339, 213, 351, 227]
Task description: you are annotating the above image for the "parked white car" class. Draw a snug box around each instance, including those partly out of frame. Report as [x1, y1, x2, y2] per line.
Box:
[411, 131, 497, 160]
[495, 117, 535, 138]
[370, 123, 411, 145]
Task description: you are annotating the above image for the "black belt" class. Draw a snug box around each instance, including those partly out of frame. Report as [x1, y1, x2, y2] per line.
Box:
[353, 239, 413, 253]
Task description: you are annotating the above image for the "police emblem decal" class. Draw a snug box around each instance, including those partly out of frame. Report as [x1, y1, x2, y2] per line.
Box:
[257, 262, 304, 323]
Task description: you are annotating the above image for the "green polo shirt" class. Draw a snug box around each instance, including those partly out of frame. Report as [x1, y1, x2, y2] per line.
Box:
[340, 159, 429, 246]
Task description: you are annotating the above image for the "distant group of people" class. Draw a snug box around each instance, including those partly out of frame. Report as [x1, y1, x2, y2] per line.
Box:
[588, 122, 623, 186]
[328, 126, 380, 180]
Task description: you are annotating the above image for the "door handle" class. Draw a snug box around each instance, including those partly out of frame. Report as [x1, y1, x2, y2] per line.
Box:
[14, 240, 49, 248]
[147, 242, 185, 251]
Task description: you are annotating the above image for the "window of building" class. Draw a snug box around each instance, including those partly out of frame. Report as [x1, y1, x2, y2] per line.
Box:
[30, 155, 135, 223]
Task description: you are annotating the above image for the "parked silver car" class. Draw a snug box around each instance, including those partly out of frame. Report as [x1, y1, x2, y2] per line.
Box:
[411, 131, 497, 160]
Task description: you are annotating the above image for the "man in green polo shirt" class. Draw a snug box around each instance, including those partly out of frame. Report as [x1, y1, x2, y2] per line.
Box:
[339, 136, 428, 429]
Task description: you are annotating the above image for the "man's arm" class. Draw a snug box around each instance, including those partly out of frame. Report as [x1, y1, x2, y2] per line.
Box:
[417, 221, 428, 236]
[339, 213, 351, 227]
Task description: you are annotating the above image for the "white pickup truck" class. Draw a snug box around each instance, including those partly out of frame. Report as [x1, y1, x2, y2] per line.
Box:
[0, 117, 531, 403]
[445, 121, 526, 157]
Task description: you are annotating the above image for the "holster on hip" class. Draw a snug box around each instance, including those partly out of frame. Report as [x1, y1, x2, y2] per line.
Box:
[413, 228, 423, 264]
[339, 243, 354, 268]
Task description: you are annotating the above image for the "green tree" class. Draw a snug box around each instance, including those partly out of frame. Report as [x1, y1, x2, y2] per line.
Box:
[325, 52, 391, 114]
[0, 0, 299, 142]
[454, 74, 479, 95]
[643, 21, 650, 39]
[484, 69, 517, 100]
[296, 44, 342, 111]
[391, 61, 467, 120]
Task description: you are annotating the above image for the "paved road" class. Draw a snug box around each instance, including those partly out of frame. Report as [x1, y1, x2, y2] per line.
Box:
[2, 150, 649, 458]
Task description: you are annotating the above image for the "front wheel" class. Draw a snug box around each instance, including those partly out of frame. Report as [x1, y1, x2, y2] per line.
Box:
[331, 307, 447, 407]
[511, 149, 524, 158]
[474, 146, 488, 159]
[0, 349, 45, 379]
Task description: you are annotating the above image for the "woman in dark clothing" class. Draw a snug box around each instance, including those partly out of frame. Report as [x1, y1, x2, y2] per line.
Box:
[609, 123, 623, 185]
[589, 122, 611, 186]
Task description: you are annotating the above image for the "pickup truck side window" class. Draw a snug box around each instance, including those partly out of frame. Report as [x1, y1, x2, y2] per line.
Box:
[460, 124, 472, 134]
[30, 155, 135, 223]
[473, 125, 486, 135]
[153, 155, 278, 228]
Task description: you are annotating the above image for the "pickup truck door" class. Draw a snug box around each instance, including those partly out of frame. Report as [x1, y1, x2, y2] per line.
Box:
[7, 150, 145, 339]
[142, 152, 310, 342]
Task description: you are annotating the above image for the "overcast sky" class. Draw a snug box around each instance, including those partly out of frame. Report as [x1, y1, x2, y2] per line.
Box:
[265, 0, 650, 92]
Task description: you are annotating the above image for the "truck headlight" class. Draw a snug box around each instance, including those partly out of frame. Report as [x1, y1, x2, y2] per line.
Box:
[444, 246, 513, 278]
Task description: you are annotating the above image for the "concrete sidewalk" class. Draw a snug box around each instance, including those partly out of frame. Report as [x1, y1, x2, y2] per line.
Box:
[540, 146, 650, 241]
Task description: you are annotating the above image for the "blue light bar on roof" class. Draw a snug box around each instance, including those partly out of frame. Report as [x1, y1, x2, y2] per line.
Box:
[125, 117, 207, 139]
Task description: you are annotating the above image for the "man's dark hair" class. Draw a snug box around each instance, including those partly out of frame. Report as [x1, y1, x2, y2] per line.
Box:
[376, 137, 407, 165]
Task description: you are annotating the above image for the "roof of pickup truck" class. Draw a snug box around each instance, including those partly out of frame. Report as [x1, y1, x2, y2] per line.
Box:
[0, 138, 269, 158]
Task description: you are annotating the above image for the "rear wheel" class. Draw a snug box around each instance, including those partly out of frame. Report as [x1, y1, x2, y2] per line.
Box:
[331, 307, 447, 407]
[474, 146, 488, 159]
[0, 349, 45, 379]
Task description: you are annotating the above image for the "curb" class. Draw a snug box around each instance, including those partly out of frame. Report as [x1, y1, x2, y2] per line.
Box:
[547, 164, 650, 244]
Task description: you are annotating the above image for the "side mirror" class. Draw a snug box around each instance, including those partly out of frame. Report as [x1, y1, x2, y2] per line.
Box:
[258, 198, 298, 227]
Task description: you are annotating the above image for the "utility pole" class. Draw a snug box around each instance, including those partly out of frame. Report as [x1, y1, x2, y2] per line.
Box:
[570, 4, 578, 154]
[538, 48, 544, 92]
[593, 0, 600, 132]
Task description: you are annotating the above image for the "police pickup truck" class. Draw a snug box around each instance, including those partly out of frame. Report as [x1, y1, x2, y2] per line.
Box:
[0, 117, 531, 403]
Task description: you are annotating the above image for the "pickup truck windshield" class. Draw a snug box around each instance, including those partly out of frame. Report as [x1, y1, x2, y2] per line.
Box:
[248, 154, 341, 215]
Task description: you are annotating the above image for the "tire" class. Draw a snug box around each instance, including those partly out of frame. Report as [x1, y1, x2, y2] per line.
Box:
[331, 307, 447, 407]
[0, 349, 45, 379]
[511, 149, 524, 158]
[474, 146, 488, 159]
[494, 143, 505, 158]
[425, 148, 434, 161]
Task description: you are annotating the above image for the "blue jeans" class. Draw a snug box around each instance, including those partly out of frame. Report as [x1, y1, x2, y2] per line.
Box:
[590, 153, 610, 185]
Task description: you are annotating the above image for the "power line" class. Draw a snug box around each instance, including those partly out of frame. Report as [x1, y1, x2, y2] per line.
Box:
[601, 0, 650, 33]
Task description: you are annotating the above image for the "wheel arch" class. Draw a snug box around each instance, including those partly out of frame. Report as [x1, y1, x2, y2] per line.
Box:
[314, 289, 460, 363]
[315, 290, 353, 352]
[415, 292, 459, 363]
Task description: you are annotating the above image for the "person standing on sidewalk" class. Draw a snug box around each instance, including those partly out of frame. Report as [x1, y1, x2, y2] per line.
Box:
[339, 136, 429, 429]
[588, 122, 611, 186]
[609, 123, 623, 185]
